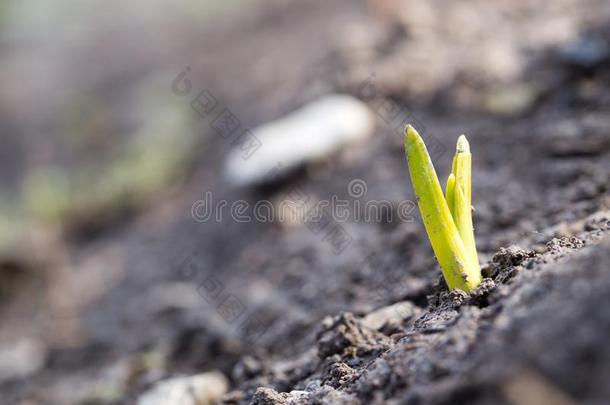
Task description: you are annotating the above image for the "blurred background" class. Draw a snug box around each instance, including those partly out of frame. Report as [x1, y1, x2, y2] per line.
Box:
[1, 0, 609, 404]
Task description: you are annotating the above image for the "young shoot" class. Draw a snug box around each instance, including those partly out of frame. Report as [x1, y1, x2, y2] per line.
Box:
[404, 125, 481, 292]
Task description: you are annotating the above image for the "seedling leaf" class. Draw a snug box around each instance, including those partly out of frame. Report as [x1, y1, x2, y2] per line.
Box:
[404, 126, 481, 292]
[445, 173, 456, 219]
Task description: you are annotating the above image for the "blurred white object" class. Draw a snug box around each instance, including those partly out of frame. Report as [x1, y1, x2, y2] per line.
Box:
[361, 301, 420, 330]
[137, 371, 228, 405]
[0, 337, 47, 382]
[225, 94, 374, 186]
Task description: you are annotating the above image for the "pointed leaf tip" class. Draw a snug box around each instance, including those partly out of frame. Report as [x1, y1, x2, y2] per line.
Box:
[456, 135, 470, 154]
[405, 124, 417, 138]
[405, 125, 422, 150]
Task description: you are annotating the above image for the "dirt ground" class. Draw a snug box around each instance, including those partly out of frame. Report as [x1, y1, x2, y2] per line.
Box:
[1, 0, 610, 404]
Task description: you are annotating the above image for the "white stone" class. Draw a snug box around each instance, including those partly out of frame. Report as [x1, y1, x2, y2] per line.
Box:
[137, 371, 228, 405]
[361, 301, 420, 330]
[225, 94, 374, 186]
[0, 337, 47, 382]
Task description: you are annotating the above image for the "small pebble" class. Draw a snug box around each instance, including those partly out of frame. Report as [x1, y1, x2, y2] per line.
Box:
[137, 371, 228, 405]
[224, 94, 374, 186]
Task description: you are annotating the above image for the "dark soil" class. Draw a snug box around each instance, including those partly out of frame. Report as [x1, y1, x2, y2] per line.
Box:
[1, 1, 610, 404]
[237, 219, 610, 404]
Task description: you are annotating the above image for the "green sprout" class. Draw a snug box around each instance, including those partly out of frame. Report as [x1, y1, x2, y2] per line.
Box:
[404, 125, 481, 292]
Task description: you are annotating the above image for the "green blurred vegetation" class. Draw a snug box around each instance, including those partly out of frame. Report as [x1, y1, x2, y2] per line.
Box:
[24, 96, 196, 222]
[1, 86, 198, 254]
[0, 0, 265, 255]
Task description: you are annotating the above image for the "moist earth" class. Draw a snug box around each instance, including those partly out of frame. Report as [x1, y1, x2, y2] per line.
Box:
[1, 1, 609, 404]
